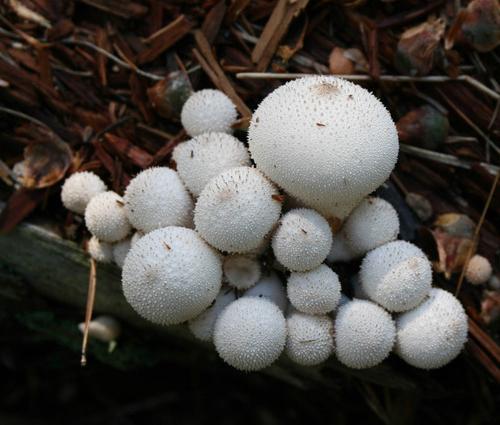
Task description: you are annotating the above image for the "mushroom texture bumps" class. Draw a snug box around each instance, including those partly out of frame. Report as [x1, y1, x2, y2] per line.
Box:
[248, 76, 399, 220]
[61, 171, 107, 214]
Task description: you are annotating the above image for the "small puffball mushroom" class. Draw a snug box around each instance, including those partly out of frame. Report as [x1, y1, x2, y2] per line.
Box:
[172, 132, 251, 197]
[223, 255, 261, 290]
[335, 299, 396, 369]
[78, 316, 121, 342]
[194, 167, 282, 253]
[248, 76, 399, 220]
[85, 191, 131, 242]
[395, 288, 468, 369]
[272, 208, 333, 272]
[112, 238, 131, 268]
[61, 171, 107, 214]
[287, 264, 341, 315]
[181, 89, 238, 137]
[360, 240, 432, 312]
[189, 288, 236, 342]
[213, 297, 287, 371]
[122, 227, 222, 325]
[327, 233, 355, 263]
[124, 167, 193, 233]
[465, 255, 493, 285]
[243, 272, 287, 312]
[285, 311, 334, 366]
[87, 236, 113, 263]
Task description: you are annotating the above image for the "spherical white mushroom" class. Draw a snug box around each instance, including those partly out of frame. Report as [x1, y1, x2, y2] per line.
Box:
[85, 191, 131, 243]
[172, 132, 251, 197]
[61, 171, 107, 214]
[465, 255, 493, 285]
[188, 288, 236, 342]
[287, 264, 341, 314]
[327, 233, 356, 263]
[78, 315, 121, 342]
[213, 297, 287, 371]
[395, 288, 468, 369]
[194, 167, 282, 253]
[272, 208, 333, 272]
[285, 311, 334, 366]
[223, 255, 261, 290]
[335, 299, 396, 369]
[122, 227, 222, 325]
[243, 272, 287, 312]
[124, 167, 193, 233]
[87, 236, 113, 263]
[112, 238, 131, 268]
[248, 76, 398, 220]
[360, 240, 432, 312]
[181, 89, 238, 137]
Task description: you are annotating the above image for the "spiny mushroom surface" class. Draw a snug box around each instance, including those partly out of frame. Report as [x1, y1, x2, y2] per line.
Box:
[285, 311, 334, 366]
[61, 171, 107, 214]
[223, 255, 261, 290]
[213, 297, 287, 371]
[395, 288, 468, 369]
[124, 167, 193, 233]
[360, 240, 432, 312]
[465, 254, 493, 285]
[335, 299, 396, 369]
[172, 132, 251, 197]
[194, 167, 282, 253]
[181, 89, 238, 137]
[87, 236, 113, 263]
[122, 227, 222, 325]
[112, 238, 131, 268]
[248, 76, 398, 220]
[272, 208, 332, 272]
[85, 191, 131, 243]
[243, 272, 287, 312]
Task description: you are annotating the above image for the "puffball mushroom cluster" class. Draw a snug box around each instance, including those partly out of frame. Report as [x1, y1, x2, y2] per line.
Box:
[61, 76, 468, 372]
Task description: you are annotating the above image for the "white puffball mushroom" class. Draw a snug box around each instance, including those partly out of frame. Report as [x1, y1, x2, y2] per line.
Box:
[124, 167, 193, 233]
[172, 132, 251, 197]
[272, 208, 333, 272]
[248, 76, 398, 220]
[61, 171, 107, 214]
[181, 89, 238, 137]
[395, 288, 468, 369]
[213, 297, 287, 371]
[131, 231, 144, 246]
[466, 255, 493, 285]
[360, 240, 432, 312]
[285, 311, 334, 366]
[223, 255, 261, 290]
[85, 191, 131, 243]
[327, 233, 356, 263]
[194, 167, 282, 253]
[243, 272, 287, 312]
[78, 315, 121, 343]
[188, 288, 236, 342]
[287, 264, 341, 315]
[87, 236, 113, 263]
[335, 299, 396, 369]
[112, 238, 131, 268]
[122, 227, 222, 325]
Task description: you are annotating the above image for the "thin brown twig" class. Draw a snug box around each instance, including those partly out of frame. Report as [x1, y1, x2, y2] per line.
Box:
[0, 106, 51, 129]
[81, 257, 97, 366]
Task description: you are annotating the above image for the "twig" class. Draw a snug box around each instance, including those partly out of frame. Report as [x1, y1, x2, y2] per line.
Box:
[81, 257, 97, 366]
[0, 106, 51, 129]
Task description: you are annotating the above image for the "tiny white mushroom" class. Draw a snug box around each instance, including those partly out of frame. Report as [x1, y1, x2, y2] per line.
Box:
[61, 171, 107, 214]
[78, 315, 121, 343]
[243, 272, 287, 312]
[465, 255, 493, 285]
[87, 236, 113, 263]
[181, 89, 238, 137]
[112, 238, 132, 268]
[223, 255, 261, 290]
[326, 232, 356, 263]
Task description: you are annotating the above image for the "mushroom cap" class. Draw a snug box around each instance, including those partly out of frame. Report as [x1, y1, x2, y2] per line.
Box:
[85, 191, 131, 242]
[395, 288, 468, 369]
[287, 264, 341, 314]
[122, 227, 222, 325]
[213, 297, 287, 371]
[172, 132, 251, 197]
[248, 76, 398, 219]
[124, 167, 193, 233]
[194, 167, 282, 253]
[181, 89, 238, 137]
[61, 171, 107, 214]
[360, 240, 432, 312]
[112, 238, 132, 268]
[87, 236, 113, 263]
[243, 272, 287, 312]
[335, 299, 396, 369]
[341, 197, 399, 257]
[78, 315, 121, 342]
[465, 255, 493, 285]
[189, 288, 236, 342]
[285, 311, 334, 366]
[272, 208, 333, 272]
[223, 255, 261, 290]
